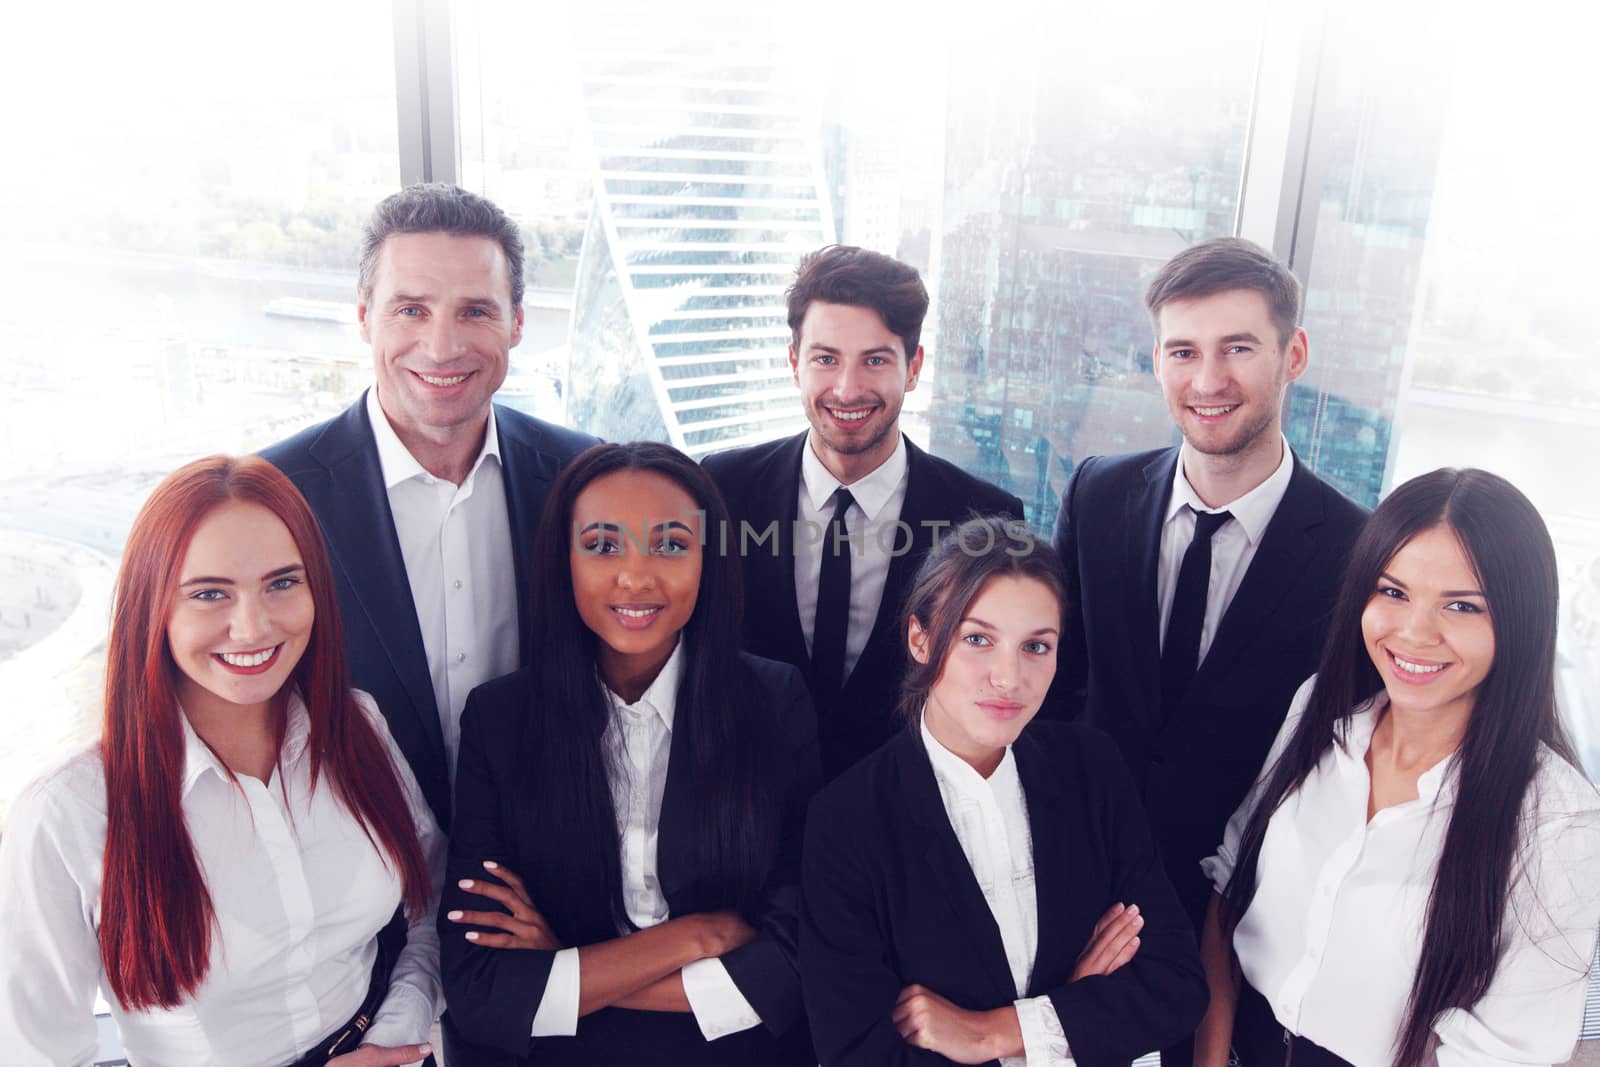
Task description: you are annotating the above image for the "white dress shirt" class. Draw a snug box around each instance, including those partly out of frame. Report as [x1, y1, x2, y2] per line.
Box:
[1204, 676, 1600, 1066]
[921, 718, 1073, 1067]
[367, 386, 519, 783]
[795, 431, 910, 680]
[1156, 435, 1294, 666]
[530, 642, 763, 1041]
[0, 690, 446, 1066]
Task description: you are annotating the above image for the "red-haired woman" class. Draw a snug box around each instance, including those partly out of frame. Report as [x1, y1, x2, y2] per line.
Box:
[0, 456, 443, 1067]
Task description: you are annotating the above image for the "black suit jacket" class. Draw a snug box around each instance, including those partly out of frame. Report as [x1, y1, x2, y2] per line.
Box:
[801, 722, 1208, 1067]
[440, 652, 821, 1066]
[260, 393, 597, 826]
[1048, 448, 1367, 930]
[703, 433, 1024, 779]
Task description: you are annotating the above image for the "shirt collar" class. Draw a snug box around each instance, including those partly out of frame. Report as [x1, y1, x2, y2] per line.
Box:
[604, 638, 685, 730]
[800, 430, 909, 520]
[366, 385, 501, 491]
[919, 711, 1020, 797]
[1166, 433, 1295, 546]
[179, 690, 311, 798]
[1338, 692, 1460, 804]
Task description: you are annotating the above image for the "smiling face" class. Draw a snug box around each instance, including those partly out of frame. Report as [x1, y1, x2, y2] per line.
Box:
[361, 231, 524, 449]
[1361, 523, 1496, 725]
[569, 469, 704, 693]
[790, 300, 923, 483]
[1153, 288, 1306, 460]
[910, 575, 1060, 774]
[167, 500, 314, 720]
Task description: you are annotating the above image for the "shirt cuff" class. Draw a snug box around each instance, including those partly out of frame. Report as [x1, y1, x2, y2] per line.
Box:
[681, 957, 763, 1041]
[531, 947, 582, 1037]
[360, 985, 435, 1050]
[1199, 852, 1233, 895]
[1014, 995, 1074, 1067]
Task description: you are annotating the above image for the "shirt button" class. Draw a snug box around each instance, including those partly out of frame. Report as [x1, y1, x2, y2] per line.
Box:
[453, 579, 463, 590]
[456, 651, 467, 664]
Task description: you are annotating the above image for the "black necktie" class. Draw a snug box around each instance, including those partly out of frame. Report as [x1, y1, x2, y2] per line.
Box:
[812, 488, 855, 694]
[1160, 508, 1233, 717]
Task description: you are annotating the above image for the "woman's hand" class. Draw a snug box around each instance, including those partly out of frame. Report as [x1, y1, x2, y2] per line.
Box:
[892, 984, 1021, 1063]
[1071, 902, 1143, 981]
[446, 860, 562, 950]
[326, 1042, 432, 1066]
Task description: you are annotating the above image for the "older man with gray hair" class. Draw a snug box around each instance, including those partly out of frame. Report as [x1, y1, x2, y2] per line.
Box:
[264, 183, 597, 830]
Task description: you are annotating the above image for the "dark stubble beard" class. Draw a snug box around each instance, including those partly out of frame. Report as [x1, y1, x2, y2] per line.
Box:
[1185, 401, 1278, 457]
[810, 395, 901, 457]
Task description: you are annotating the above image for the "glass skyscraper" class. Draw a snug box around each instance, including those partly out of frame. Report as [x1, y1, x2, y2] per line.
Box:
[563, 3, 833, 454]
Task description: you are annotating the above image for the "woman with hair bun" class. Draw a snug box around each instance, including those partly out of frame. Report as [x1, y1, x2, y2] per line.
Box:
[0, 456, 443, 1067]
[1195, 468, 1600, 1066]
[800, 516, 1207, 1066]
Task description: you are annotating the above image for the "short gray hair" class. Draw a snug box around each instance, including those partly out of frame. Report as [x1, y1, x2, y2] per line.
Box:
[357, 183, 525, 307]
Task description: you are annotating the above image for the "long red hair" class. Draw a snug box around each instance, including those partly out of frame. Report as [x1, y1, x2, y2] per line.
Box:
[99, 455, 430, 1010]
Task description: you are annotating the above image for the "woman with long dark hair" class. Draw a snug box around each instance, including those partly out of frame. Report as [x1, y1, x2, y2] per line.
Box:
[0, 456, 442, 1066]
[801, 517, 1207, 1066]
[438, 442, 819, 1065]
[1194, 468, 1600, 1066]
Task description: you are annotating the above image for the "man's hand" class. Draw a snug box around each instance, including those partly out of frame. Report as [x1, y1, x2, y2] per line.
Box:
[326, 1042, 432, 1066]
[447, 860, 562, 950]
[1071, 901, 1143, 981]
[892, 984, 1020, 1064]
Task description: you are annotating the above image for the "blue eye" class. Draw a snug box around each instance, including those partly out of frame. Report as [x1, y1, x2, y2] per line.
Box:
[1023, 640, 1052, 655]
[961, 633, 992, 648]
[268, 576, 302, 592]
[190, 588, 226, 602]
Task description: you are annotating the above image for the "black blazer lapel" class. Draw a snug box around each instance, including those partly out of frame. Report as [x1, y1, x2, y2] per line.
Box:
[495, 405, 566, 667]
[655, 705, 695, 912]
[751, 434, 811, 681]
[308, 400, 447, 768]
[894, 731, 1019, 1000]
[1127, 450, 1176, 733]
[1183, 454, 1322, 704]
[1014, 737, 1077, 997]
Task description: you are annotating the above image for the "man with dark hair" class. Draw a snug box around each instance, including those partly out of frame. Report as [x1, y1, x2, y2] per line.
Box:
[705, 245, 1024, 780]
[1047, 236, 1367, 1064]
[263, 183, 597, 830]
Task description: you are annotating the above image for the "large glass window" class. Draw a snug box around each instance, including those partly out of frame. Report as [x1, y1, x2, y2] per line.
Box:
[1341, 13, 1600, 772]
[0, 0, 400, 826]
[458, 0, 1264, 534]
[5, 0, 1597, 837]
[928, 3, 1263, 531]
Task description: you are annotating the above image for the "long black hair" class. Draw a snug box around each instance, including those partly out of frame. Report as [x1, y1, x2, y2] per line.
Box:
[1222, 468, 1578, 1066]
[895, 516, 1067, 724]
[516, 442, 777, 936]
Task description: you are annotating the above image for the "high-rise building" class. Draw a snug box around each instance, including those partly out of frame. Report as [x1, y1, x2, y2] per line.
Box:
[563, 2, 835, 455]
[931, 37, 1252, 531]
